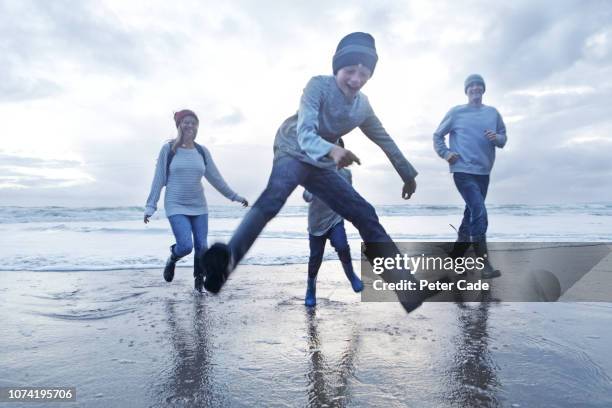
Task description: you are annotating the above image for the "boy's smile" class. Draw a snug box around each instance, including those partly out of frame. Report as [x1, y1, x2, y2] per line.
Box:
[335, 64, 372, 99]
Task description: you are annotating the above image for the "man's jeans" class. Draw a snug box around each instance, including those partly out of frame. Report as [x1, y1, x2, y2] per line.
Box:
[229, 155, 393, 268]
[308, 221, 352, 279]
[453, 172, 490, 242]
[168, 214, 209, 258]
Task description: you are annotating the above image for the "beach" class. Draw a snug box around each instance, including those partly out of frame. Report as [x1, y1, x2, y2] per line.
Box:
[1, 205, 612, 407]
[2, 258, 612, 407]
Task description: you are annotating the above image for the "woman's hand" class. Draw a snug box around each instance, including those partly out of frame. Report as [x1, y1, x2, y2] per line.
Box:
[144, 215, 151, 224]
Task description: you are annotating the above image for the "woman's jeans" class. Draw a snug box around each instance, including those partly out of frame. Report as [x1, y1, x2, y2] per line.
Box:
[168, 214, 209, 258]
[308, 221, 352, 279]
[453, 172, 490, 242]
[229, 155, 393, 269]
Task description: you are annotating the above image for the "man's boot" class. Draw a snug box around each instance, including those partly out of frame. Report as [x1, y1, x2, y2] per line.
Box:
[473, 240, 501, 279]
[449, 241, 471, 259]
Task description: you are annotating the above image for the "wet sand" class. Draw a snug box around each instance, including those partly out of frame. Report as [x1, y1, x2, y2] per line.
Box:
[2, 261, 612, 407]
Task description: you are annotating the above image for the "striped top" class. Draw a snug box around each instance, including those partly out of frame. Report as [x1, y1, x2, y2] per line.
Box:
[144, 143, 242, 217]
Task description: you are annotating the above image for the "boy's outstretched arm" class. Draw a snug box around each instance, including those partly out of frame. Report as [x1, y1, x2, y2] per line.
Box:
[359, 107, 418, 199]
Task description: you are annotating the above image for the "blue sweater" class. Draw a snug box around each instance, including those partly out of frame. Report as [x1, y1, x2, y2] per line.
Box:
[273, 75, 418, 182]
[433, 104, 507, 175]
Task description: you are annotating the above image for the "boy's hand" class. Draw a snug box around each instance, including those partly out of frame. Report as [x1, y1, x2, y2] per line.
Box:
[303, 190, 314, 203]
[402, 178, 417, 200]
[329, 145, 361, 168]
[446, 152, 460, 164]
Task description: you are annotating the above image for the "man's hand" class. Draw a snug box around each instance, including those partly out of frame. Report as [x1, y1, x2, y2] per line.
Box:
[144, 215, 151, 224]
[446, 152, 460, 164]
[239, 198, 249, 207]
[329, 145, 361, 169]
[402, 178, 417, 200]
[485, 129, 497, 141]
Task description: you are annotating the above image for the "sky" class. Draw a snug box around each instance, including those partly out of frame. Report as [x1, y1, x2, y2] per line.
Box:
[1, 0, 611, 207]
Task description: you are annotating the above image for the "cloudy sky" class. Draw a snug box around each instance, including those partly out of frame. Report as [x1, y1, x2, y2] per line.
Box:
[1, 0, 611, 207]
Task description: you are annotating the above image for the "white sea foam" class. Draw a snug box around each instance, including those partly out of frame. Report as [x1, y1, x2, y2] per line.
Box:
[0, 205, 610, 271]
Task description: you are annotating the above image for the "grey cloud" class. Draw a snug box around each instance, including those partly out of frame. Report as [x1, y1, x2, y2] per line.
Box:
[0, 75, 62, 102]
[0, 153, 81, 168]
[0, 175, 76, 189]
[0, 0, 186, 102]
[212, 109, 245, 126]
[462, 1, 612, 90]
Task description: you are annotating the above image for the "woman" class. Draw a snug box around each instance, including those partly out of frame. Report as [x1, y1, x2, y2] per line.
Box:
[144, 109, 248, 292]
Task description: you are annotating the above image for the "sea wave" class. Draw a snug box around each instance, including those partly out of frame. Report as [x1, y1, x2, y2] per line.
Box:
[2, 203, 612, 224]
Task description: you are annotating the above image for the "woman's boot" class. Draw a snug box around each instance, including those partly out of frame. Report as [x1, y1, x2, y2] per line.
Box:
[194, 251, 205, 293]
[164, 245, 180, 282]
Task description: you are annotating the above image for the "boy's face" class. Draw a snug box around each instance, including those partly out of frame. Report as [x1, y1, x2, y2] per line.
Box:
[335, 64, 372, 99]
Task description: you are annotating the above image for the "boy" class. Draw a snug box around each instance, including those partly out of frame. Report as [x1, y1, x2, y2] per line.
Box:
[202, 32, 440, 313]
[302, 138, 363, 307]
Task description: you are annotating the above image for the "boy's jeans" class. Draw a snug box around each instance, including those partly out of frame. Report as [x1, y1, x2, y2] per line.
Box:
[229, 155, 392, 267]
[168, 214, 209, 258]
[308, 221, 351, 279]
[453, 172, 490, 243]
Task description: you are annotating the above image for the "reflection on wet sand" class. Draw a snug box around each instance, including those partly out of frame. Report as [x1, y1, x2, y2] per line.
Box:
[155, 298, 226, 407]
[305, 309, 359, 407]
[448, 296, 500, 408]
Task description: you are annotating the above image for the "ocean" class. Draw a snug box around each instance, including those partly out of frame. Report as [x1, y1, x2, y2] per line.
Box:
[1, 204, 611, 272]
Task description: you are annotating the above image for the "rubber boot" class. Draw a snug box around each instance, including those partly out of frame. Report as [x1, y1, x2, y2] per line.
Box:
[194, 251, 205, 293]
[473, 240, 501, 279]
[305, 276, 317, 307]
[449, 241, 471, 259]
[449, 241, 472, 276]
[202, 243, 233, 293]
[342, 261, 363, 292]
[163, 245, 180, 282]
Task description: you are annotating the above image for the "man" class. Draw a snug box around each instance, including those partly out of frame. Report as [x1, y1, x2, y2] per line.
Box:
[433, 74, 507, 278]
